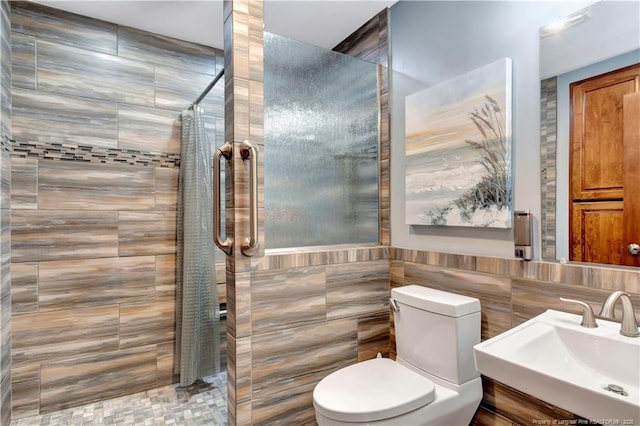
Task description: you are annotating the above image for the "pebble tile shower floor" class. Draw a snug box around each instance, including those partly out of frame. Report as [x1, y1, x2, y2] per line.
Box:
[10, 373, 227, 426]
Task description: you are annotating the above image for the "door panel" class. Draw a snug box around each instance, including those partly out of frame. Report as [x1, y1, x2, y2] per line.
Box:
[571, 201, 624, 265]
[571, 66, 639, 201]
[582, 81, 632, 191]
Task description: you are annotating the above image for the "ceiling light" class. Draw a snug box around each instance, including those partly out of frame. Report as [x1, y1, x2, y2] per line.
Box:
[539, 6, 591, 38]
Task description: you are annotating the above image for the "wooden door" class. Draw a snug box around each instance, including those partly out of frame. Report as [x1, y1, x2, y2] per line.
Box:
[570, 63, 640, 266]
[623, 92, 640, 266]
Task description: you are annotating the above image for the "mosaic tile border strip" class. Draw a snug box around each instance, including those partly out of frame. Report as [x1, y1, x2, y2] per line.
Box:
[540, 76, 557, 260]
[1, 136, 9, 153]
[11, 139, 180, 168]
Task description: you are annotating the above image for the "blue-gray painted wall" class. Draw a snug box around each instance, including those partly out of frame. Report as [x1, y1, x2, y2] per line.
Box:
[389, 0, 601, 259]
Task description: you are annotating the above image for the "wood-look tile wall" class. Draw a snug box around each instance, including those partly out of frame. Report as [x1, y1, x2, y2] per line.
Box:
[390, 248, 640, 425]
[223, 0, 266, 423]
[0, 0, 11, 424]
[227, 242, 640, 425]
[249, 248, 391, 425]
[8, 2, 224, 418]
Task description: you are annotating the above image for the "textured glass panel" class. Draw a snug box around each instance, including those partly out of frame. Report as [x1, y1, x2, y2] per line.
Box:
[264, 32, 379, 249]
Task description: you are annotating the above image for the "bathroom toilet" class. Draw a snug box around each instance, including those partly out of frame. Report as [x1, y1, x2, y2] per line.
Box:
[312, 285, 483, 425]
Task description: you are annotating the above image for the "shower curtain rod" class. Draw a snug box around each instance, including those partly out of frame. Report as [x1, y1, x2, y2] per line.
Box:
[191, 68, 225, 107]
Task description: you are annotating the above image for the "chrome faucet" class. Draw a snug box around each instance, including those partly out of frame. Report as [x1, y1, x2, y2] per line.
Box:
[599, 291, 640, 338]
[599, 290, 625, 318]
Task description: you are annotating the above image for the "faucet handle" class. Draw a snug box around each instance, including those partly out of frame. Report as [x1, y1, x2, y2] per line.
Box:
[560, 298, 598, 328]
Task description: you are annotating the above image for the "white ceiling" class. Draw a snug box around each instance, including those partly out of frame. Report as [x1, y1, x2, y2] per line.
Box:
[33, 0, 396, 50]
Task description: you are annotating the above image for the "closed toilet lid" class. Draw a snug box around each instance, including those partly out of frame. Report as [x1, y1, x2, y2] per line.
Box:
[313, 358, 435, 423]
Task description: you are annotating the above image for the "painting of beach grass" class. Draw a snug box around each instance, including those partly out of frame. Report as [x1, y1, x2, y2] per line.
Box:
[405, 58, 513, 228]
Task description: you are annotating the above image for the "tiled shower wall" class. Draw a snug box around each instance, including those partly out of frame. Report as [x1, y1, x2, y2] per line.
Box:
[8, 2, 223, 418]
[0, 0, 11, 424]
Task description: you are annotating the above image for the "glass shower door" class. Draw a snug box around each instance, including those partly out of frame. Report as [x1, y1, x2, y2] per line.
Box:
[263, 32, 380, 249]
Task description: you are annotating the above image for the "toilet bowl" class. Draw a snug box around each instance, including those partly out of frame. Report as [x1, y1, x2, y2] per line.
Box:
[312, 285, 483, 425]
[313, 357, 482, 425]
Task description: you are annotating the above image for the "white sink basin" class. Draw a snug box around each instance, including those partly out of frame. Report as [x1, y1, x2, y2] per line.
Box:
[474, 309, 640, 422]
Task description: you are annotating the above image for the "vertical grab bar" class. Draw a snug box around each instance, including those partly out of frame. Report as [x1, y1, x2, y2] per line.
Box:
[240, 140, 258, 256]
[214, 142, 233, 255]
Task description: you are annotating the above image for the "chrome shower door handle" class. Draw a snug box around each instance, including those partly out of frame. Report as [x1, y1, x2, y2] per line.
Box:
[214, 142, 233, 255]
[240, 140, 258, 257]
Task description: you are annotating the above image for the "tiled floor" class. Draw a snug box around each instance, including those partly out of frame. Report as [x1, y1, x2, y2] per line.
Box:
[11, 373, 227, 426]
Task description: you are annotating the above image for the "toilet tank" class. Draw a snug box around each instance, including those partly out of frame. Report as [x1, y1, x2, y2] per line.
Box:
[391, 285, 481, 385]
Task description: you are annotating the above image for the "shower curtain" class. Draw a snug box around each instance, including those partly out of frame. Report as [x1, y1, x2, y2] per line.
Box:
[176, 106, 220, 386]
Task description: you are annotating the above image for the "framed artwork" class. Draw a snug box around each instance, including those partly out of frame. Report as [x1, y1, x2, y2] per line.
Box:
[405, 58, 513, 228]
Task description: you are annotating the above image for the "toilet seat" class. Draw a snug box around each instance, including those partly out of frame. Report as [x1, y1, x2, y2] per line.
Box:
[313, 358, 435, 423]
